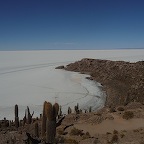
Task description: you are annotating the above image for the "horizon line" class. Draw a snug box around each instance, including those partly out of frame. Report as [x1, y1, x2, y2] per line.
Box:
[0, 47, 144, 51]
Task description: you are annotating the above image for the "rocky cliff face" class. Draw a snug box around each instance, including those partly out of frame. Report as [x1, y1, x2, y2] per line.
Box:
[64, 58, 144, 107]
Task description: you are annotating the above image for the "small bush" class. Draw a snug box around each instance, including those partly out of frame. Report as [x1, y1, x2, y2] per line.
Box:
[113, 130, 118, 134]
[109, 107, 116, 113]
[106, 132, 112, 135]
[122, 130, 127, 133]
[64, 138, 78, 144]
[70, 127, 83, 136]
[57, 128, 64, 135]
[55, 136, 78, 143]
[55, 135, 65, 143]
[86, 132, 90, 136]
[94, 138, 100, 144]
[120, 133, 125, 138]
[95, 112, 102, 116]
[117, 107, 125, 111]
[133, 129, 139, 132]
[82, 132, 91, 140]
[123, 111, 134, 120]
[111, 134, 118, 143]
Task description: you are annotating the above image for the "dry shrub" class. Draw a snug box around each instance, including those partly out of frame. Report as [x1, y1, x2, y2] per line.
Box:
[133, 129, 139, 132]
[120, 133, 125, 138]
[95, 112, 102, 116]
[109, 107, 116, 113]
[113, 130, 118, 134]
[55, 135, 65, 143]
[111, 134, 118, 143]
[82, 132, 91, 140]
[70, 127, 83, 136]
[93, 138, 100, 144]
[117, 107, 125, 111]
[57, 128, 64, 135]
[106, 132, 112, 135]
[86, 132, 90, 136]
[64, 138, 78, 144]
[123, 111, 134, 120]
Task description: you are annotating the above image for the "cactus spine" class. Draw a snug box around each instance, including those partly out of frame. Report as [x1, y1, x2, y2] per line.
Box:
[15, 104, 19, 128]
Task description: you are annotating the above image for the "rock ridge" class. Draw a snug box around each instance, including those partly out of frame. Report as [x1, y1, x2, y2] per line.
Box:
[63, 58, 144, 107]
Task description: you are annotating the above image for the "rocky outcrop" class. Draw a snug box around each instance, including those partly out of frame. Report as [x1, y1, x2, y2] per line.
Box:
[55, 65, 65, 69]
[64, 58, 144, 107]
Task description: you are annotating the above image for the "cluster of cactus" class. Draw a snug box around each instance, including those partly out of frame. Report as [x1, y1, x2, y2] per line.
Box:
[41, 101, 59, 143]
[15, 104, 19, 128]
[23, 106, 34, 125]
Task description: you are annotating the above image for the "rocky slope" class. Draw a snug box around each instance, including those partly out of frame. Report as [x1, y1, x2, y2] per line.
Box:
[63, 58, 144, 107]
[1, 102, 144, 144]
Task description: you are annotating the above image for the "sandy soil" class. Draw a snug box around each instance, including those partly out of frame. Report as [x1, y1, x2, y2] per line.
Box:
[75, 117, 144, 135]
[57, 102, 144, 144]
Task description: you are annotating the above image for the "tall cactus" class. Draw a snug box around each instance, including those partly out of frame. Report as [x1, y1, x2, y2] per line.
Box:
[15, 104, 19, 128]
[45, 102, 53, 120]
[41, 101, 47, 138]
[77, 103, 79, 110]
[89, 106, 92, 112]
[74, 103, 79, 114]
[35, 122, 39, 138]
[68, 107, 72, 114]
[53, 103, 59, 118]
[58, 105, 62, 118]
[41, 101, 59, 143]
[46, 118, 56, 143]
[25, 106, 34, 124]
[27, 106, 31, 124]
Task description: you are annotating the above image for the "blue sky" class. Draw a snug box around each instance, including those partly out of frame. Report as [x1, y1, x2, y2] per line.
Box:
[0, 0, 144, 50]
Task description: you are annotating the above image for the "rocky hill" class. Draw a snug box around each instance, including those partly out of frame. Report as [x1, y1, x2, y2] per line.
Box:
[63, 58, 144, 107]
